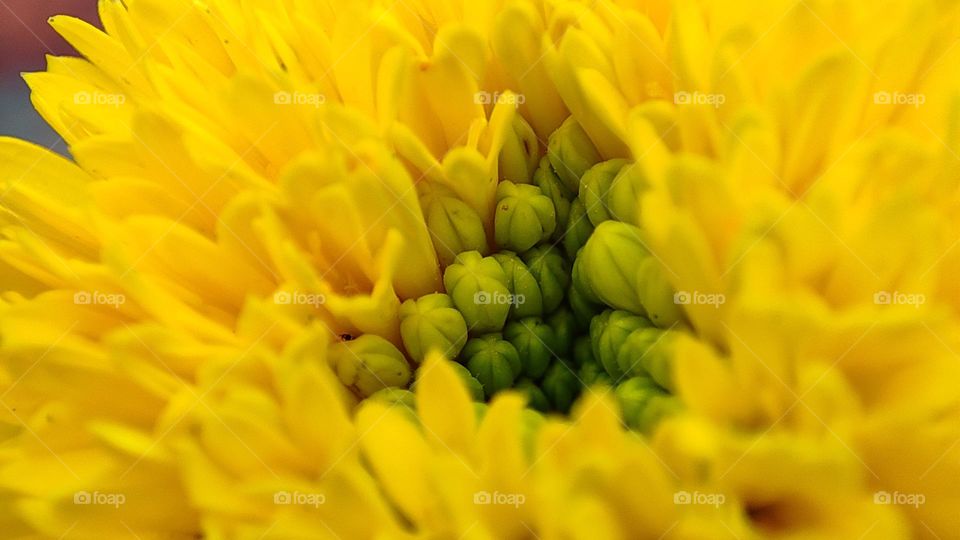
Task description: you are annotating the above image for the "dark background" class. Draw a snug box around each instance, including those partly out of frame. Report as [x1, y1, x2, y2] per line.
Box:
[0, 0, 97, 150]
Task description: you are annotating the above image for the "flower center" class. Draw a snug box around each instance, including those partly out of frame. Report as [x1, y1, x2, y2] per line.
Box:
[392, 117, 684, 432]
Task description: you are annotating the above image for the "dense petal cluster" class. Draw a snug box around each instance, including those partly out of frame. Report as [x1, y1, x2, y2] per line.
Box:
[0, 0, 958, 539]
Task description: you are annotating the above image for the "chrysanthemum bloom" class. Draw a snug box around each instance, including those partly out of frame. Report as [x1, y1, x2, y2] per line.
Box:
[1, 0, 959, 538]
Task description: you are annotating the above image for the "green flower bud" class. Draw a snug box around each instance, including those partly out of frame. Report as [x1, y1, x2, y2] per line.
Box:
[503, 317, 558, 379]
[568, 283, 602, 332]
[578, 221, 684, 327]
[589, 310, 651, 380]
[547, 308, 576, 357]
[578, 159, 629, 227]
[535, 157, 572, 237]
[616, 327, 678, 391]
[452, 362, 486, 401]
[329, 335, 412, 398]
[562, 198, 594, 259]
[607, 164, 648, 225]
[615, 376, 682, 433]
[495, 181, 557, 253]
[542, 361, 581, 414]
[492, 252, 544, 318]
[411, 362, 485, 402]
[399, 293, 468, 364]
[514, 378, 550, 412]
[578, 357, 613, 388]
[522, 246, 570, 314]
[368, 388, 419, 423]
[547, 116, 602, 194]
[421, 188, 488, 267]
[443, 251, 511, 334]
[572, 335, 594, 367]
[499, 114, 540, 184]
[462, 334, 521, 395]
[571, 253, 601, 304]
[368, 387, 417, 410]
[473, 401, 489, 424]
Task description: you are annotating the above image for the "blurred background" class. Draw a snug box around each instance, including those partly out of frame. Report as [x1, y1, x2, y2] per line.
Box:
[1, 0, 97, 152]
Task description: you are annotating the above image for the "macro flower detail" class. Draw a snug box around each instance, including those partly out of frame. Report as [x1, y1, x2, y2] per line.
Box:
[398, 293, 468, 363]
[0, 0, 957, 538]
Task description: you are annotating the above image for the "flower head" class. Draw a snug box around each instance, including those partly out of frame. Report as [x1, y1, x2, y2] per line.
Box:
[0, 0, 958, 538]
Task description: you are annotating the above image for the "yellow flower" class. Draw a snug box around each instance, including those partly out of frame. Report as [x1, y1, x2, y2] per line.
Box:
[0, 0, 958, 538]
